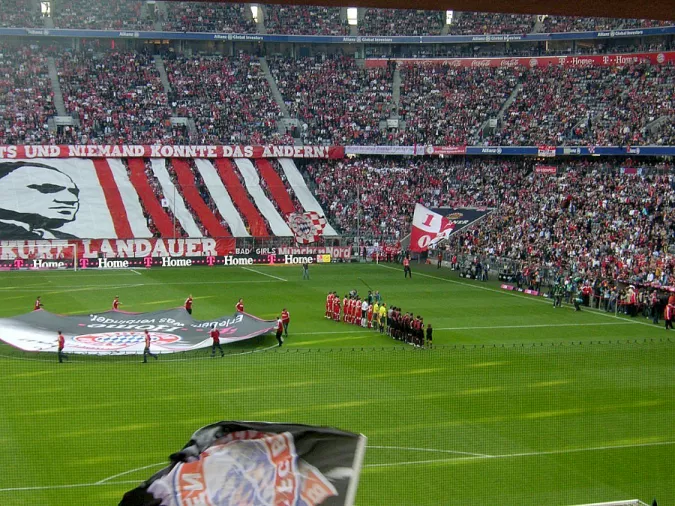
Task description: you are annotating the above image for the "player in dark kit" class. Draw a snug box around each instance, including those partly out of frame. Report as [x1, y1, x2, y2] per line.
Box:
[184, 295, 193, 315]
[34, 296, 43, 311]
[143, 330, 158, 363]
[426, 324, 433, 347]
[210, 325, 224, 357]
[112, 296, 121, 310]
[57, 330, 68, 363]
[275, 316, 284, 346]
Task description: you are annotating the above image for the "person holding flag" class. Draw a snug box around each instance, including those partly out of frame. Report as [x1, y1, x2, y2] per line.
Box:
[112, 296, 122, 310]
[235, 298, 244, 313]
[281, 308, 290, 337]
[184, 294, 193, 315]
[34, 296, 43, 311]
[57, 330, 67, 363]
[210, 324, 224, 358]
[403, 256, 412, 278]
[275, 316, 284, 346]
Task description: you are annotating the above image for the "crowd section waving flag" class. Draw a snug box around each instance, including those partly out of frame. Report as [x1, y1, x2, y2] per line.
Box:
[120, 421, 366, 506]
[288, 211, 328, 244]
[410, 204, 495, 252]
[0, 308, 276, 355]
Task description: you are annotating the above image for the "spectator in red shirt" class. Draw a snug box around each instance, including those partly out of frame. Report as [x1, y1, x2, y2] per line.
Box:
[184, 294, 193, 315]
[57, 330, 67, 363]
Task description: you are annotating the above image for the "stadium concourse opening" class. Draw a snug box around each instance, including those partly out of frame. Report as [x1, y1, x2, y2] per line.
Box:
[0, 2, 674, 505]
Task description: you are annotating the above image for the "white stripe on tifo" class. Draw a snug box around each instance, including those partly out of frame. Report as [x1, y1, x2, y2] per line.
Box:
[363, 440, 675, 469]
[194, 159, 250, 237]
[2, 440, 673, 492]
[234, 159, 292, 236]
[150, 159, 201, 237]
[278, 158, 337, 235]
[377, 265, 655, 328]
[107, 159, 153, 238]
[242, 267, 287, 282]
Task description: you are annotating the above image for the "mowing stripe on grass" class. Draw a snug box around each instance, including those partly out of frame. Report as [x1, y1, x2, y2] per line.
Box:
[378, 264, 654, 328]
[242, 267, 287, 282]
[363, 440, 675, 469]
[0, 279, 281, 293]
[3, 441, 673, 492]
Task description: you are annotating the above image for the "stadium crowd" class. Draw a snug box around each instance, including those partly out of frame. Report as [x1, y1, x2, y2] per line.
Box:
[0, 1, 43, 28]
[57, 50, 173, 144]
[448, 12, 534, 35]
[271, 56, 393, 145]
[166, 54, 285, 145]
[0, 45, 55, 144]
[360, 9, 445, 36]
[52, 0, 154, 30]
[265, 5, 348, 35]
[163, 2, 256, 33]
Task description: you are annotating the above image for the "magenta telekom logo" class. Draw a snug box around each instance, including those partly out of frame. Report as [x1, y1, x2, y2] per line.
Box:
[13, 259, 24, 269]
[143, 256, 153, 268]
[79, 258, 89, 269]
[206, 255, 215, 266]
[267, 254, 275, 264]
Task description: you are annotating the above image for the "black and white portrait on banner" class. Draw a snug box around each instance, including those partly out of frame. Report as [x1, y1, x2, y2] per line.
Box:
[0, 159, 118, 239]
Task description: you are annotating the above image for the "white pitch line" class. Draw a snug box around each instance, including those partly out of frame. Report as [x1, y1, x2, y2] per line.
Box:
[364, 440, 675, 469]
[242, 267, 287, 282]
[378, 265, 656, 328]
[96, 462, 166, 484]
[437, 322, 633, 331]
[368, 445, 491, 457]
[3, 441, 673, 492]
[0, 279, 279, 293]
[130, 269, 143, 276]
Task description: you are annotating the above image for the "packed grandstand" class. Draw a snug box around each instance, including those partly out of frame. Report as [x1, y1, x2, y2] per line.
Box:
[0, 2, 673, 291]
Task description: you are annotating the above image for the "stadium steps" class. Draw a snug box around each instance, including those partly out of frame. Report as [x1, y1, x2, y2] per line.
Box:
[259, 57, 290, 118]
[153, 55, 171, 94]
[531, 16, 544, 33]
[46, 57, 68, 117]
[440, 22, 450, 35]
[392, 66, 402, 113]
[155, 1, 168, 29]
[258, 6, 267, 34]
[646, 115, 671, 134]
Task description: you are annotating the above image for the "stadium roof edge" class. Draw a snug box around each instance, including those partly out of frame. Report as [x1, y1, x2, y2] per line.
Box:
[168, 0, 675, 22]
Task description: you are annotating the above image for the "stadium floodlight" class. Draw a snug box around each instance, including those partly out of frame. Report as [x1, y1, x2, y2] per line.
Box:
[570, 500, 650, 506]
[347, 7, 358, 26]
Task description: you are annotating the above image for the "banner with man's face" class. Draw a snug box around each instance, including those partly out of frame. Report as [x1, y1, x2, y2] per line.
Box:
[0, 159, 120, 239]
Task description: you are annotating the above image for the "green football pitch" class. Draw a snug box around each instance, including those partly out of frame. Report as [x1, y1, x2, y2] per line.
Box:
[0, 263, 673, 506]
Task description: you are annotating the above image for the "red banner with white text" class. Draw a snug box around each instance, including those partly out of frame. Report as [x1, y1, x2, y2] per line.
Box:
[366, 51, 675, 69]
[0, 145, 345, 159]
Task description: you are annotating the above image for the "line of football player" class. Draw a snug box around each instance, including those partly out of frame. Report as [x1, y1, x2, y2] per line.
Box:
[325, 292, 432, 347]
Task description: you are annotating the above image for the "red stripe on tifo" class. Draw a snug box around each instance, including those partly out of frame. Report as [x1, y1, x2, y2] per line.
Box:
[92, 159, 133, 238]
[171, 159, 231, 237]
[214, 159, 269, 237]
[126, 158, 174, 237]
[256, 159, 296, 216]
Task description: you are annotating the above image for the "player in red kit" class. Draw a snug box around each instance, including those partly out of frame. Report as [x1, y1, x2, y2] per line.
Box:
[235, 298, 244, 313]
[34, 296, 43, 311]
[325, 293, 332, 318]
[275, 316, 284, 346]
[184, 295, 193, 315]
[112, 296, 121, 310]
[342, 295, 348, 322]
[143, 330, 158, 363]
[367, 304, 374, 329]
[332, 296, 340, 322]
[57, 330, 67, 363]
[281, 308, 290, 337]
[210, 324, 224, 357]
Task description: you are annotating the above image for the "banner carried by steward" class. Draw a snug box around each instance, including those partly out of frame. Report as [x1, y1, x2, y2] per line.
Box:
[0, 308, 276, 355]
[410, 204, 494, 252]
[120, 421, 367, 506]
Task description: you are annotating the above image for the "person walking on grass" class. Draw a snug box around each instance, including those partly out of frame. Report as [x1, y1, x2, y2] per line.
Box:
[143, 330, 158, 363]
[57, 330, 68, 363]
[210, 324, 224, 357]
[281, 308, 290, 338]
[302, 261, 310, 280]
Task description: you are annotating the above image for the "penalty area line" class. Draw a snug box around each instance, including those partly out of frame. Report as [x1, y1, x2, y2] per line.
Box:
[242, 267, 287, 282]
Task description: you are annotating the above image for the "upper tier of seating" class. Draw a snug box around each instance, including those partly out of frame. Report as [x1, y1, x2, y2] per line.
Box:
[0, 2, 669, 35]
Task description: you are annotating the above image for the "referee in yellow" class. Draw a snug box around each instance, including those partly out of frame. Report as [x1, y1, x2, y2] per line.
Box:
[378, 303, 387, 334]
[373, 301, 380, 331]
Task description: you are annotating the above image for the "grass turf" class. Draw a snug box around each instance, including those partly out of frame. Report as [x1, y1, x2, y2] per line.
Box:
[0, 262, 673, 506]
